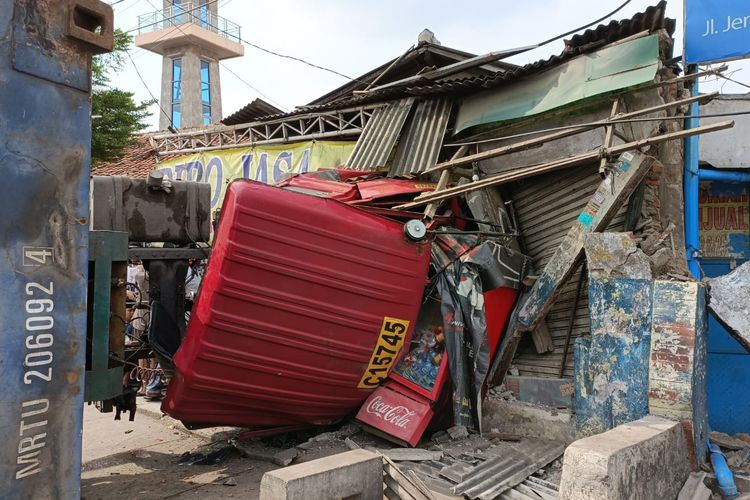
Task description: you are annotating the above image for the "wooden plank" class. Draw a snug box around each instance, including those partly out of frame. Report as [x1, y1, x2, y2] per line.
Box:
[395, 120, 733, 210]
[530, 321, 555, 354]
[407, 471, 439, 500]
[383, 457, 433, 500]
[598, 99, 620, 177]
[384, 476, 419, 500]
[515, 151, 656, 332]
[379, 449, 444, 462]
[559, 263, 587, 377]
[423, 91, 718, 175]
[424, 145, 468, 219]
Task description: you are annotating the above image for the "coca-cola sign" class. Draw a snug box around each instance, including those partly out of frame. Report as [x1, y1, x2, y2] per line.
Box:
[365, 396, 415, 429]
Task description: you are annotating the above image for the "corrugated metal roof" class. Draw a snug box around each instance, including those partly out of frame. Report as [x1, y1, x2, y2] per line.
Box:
[222, 98, 284, 126]
[499, 476, 559, 500]
[308, 42, 516, 107]
[345, 98, 415, 171]
[565, 1, 673, 52]
[392, 437, 564, 500]
[390, 97, 453, 177]
[452, 440, 565, 500]
[246, 2, 673, 124]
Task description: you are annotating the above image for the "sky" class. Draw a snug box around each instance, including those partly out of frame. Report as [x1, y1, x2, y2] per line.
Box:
[110, 0, 750, 131]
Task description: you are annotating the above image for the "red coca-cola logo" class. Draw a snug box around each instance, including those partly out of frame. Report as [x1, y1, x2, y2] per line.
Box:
[365, 396, 415, 429]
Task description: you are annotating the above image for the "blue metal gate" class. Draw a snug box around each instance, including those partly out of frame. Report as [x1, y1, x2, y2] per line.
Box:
[699, 179, 750, 434]
[0, 1, 112, 498]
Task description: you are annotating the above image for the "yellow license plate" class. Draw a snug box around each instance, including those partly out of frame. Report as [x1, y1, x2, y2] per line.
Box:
[357, 317, 410, 389]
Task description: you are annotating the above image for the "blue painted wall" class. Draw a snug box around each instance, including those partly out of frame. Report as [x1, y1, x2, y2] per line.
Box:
[575, 277, 653, 436]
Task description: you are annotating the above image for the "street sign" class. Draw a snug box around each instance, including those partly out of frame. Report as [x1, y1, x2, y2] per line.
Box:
[685, 0, 750, 64]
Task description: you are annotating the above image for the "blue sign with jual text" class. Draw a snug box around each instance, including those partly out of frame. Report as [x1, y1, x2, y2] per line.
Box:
[685, 0, 750, 64]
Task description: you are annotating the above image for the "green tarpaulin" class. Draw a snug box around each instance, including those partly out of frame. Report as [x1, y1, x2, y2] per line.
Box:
[454, 35, 660, 134]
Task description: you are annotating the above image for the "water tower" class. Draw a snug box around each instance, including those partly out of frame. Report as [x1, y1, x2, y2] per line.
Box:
[135, 1, 244, 130]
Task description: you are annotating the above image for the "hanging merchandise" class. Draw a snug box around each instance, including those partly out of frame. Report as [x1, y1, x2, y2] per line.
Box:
[433, 235, 529, 429]
[357, 232, 529, 445]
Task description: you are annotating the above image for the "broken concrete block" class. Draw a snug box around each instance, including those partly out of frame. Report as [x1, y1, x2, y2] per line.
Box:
[583, 232, 652, 280]
[727, 451, 744, 469]
[260, 449, 382, 500]
[309, 431, 338, 443]
[482, 400, 575, 443]
[447, 425, 469, 440]
[273, 449, 301, 467]
[337, 423, 360, 438]
[559, 415, 690, 500]
[232, 441, 300, 467]
[344, 438, 360, 450]
[575, 277, 653, 436]
[708, 261, 750, 353]
[649, 280, 708, 466]
[431, 430, 451, 444]
[710, 431, 748, 451]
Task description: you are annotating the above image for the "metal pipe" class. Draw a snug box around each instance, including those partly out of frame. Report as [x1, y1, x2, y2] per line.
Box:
[699, 169, 750, 183]
[708, 442, 738, 499]
[684, 66, 702, 279]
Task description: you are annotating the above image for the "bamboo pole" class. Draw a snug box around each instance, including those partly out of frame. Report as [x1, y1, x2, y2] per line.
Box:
[423, 91, 718, 175]
[395, 120, 734, 210]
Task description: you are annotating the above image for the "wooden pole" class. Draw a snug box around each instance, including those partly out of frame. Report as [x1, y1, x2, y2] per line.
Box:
[423, 145, 468, 219]
[395, 119, 734, 210]
[599, 99, 620, 178]
[423, 91, 718, 175]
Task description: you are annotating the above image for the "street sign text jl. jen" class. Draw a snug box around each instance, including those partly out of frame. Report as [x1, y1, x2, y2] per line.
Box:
[685, 0, 750, 64]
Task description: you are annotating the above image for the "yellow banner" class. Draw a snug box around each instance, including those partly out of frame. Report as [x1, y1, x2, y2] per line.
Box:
[155, 140, 356, 209]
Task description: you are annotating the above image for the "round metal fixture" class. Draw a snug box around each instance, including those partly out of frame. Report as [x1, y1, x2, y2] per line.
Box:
[404, 219, 427, 241]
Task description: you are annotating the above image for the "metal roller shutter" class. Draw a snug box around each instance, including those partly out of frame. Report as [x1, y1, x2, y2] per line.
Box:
[504, 163, 627, 378]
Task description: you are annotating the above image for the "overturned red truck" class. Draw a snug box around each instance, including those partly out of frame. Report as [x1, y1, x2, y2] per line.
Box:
[162, 169, 528, 446]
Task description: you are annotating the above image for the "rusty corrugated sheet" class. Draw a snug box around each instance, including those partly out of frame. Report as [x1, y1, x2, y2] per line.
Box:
[390, 97, 453, 177]
[452, 440, 565, 500]
[345, 98, 415, 171]
[222, 98, 284, 126]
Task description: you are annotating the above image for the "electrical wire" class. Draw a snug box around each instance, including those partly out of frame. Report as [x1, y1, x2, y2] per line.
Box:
[130, 0, 633, 87]
[181, 14, 365, 83]
[237, 37, 359, 82]
[109, 354, 165, 381]
[219, 61, 288, 111]
[535, 0, 633, 49]
[125, 49, 173, 127]
[714, 72, 750, 91]
[446, 111, 750, 147]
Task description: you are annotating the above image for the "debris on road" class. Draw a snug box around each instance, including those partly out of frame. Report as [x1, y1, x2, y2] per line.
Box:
[677, 472, 711, 500]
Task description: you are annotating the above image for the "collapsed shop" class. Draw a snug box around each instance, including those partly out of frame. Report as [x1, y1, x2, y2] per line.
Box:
[95, 2, 743, 497]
